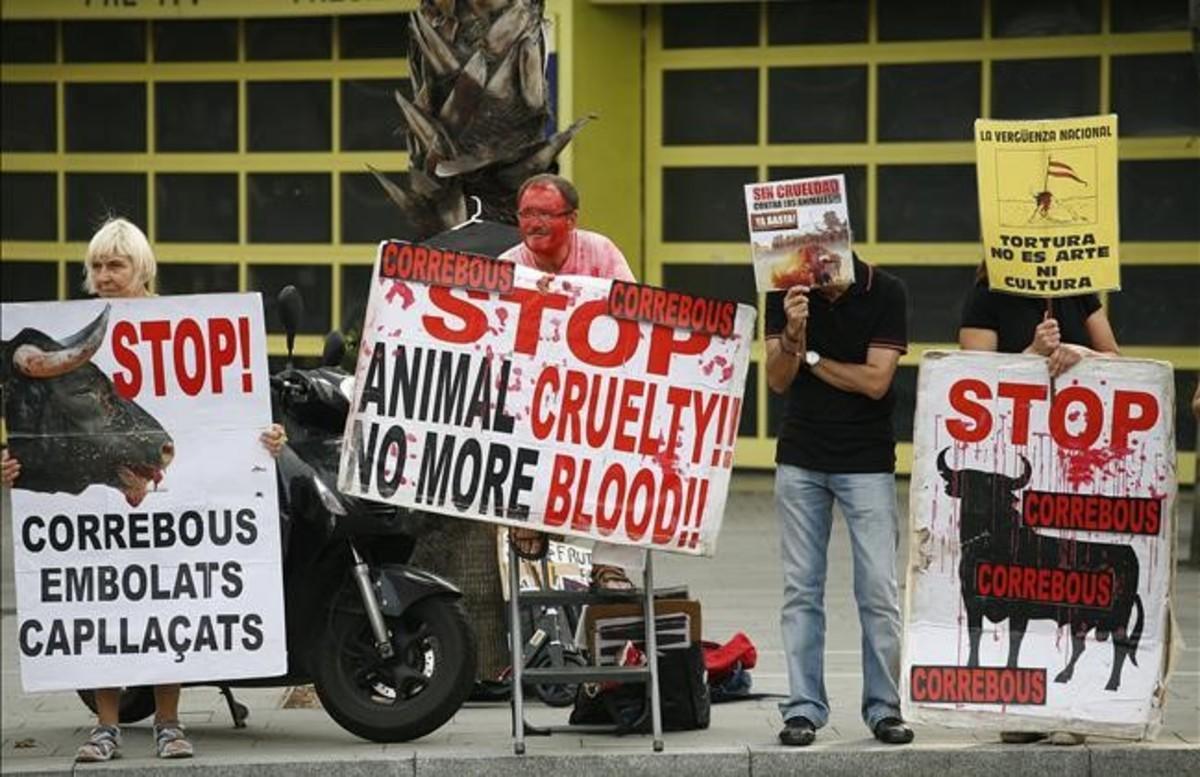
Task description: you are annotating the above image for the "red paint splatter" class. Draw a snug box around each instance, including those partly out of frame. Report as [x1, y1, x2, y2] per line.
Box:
[1057, 445, 1134, 489]
[386, 281, 415, 308]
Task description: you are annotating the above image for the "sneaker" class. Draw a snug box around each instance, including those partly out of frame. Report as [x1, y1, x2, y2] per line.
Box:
[154, 722, 195, 759]
[1001, 731, 1048, 744]
[1048, 731, 1086, 746]
[75, 725, 121, 763]
[778, 716, 816, 746]
[872, 716, 915, 745]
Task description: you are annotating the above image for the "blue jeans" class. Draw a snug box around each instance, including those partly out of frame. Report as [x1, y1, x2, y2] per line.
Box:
[775, 464, 903, 730]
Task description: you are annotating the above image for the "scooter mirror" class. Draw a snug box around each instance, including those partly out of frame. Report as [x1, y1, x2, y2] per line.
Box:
[278, 286, 304, 361]
[322, 331, 346, 368]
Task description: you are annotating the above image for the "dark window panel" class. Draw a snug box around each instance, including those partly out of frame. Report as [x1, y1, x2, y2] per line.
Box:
[991, 58, 1099, 120]
[154, 19, 237, 62]
[155, 82, 238, 152]
[886, 265, 978, 343]
[339, 13, 410, 58]
[1, 21, 55, 63]
[739, 362, 758, 437]
[767, 165, 868, 242]
[249, 264, 332, 335]
[248, 81, 331, 152]
[877, 164, 979, 242]
[341, 79, 411, 151]
[65, 83, 147, 152]
[662, 167, 758, 242]
[891, 365, 918, 443]
[156, 263, 239, 296]
[1174, 370, 1198, 452]
[340, 264, 373, 335]
[878, 62, 980, 142]
[1, 261, 58, 302]
[1112, 54, 1200, 137]
[342, 172, 421, 244]
[246, 17, 331, 60]
[1, 174, 56, 240]
[65, 173, 147, 242]
[1, 83, 56, 152]
[1118, 159, 1200, 241]
[661, 263, 757, 313]
[878, 0, 982, 41]
[768, 0, 868, 44]
[663, 69, 758, 145]
[992, 0, 1100, 37]
[68, 268, 95, 300]
[156, 174, 238, 243]
[63, 21, 145, 63]
[769, 66, 867, 143]
[663, 3, 759, 48]
[1108, 265, 1200, 347]
[1111, 0, 1189, 32]
[248, 173, 331, 243]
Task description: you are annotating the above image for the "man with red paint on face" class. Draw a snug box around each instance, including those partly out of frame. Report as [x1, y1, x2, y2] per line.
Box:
[499, 173, 642, 591]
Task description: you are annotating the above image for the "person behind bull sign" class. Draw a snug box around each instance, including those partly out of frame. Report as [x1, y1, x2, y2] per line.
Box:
[499, 173, 644, 592]
[765, 255, 914, 747]
[0, 217, 287, 763]
[958, 260, 1119, 746]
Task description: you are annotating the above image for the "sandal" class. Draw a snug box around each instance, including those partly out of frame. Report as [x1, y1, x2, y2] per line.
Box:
[154, 721, 194, 759]
[76, 725, 121, 763]
[509, 528, 549, 561]
[590, 564, 635, 592]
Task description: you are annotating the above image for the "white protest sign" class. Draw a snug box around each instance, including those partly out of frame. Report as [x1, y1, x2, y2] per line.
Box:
[902, 351, 1175, 739]
[743, 174, 854, 293]
[338, 240, 756, 557]
[2, 294, 285, 692]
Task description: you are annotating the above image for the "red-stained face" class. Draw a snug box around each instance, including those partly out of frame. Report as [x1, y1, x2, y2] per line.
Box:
[516, 184, 577, 271]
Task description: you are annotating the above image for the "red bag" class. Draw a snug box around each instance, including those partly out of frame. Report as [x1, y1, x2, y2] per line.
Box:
[701, 632, 757, 683]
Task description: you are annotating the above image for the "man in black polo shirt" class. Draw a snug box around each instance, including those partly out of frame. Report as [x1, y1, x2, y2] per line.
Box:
[765, 253, 914, 747]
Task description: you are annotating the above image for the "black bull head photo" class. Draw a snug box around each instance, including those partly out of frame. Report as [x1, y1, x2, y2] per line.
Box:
[2, 305, 174, 507]
[936, 448, 1144, 692]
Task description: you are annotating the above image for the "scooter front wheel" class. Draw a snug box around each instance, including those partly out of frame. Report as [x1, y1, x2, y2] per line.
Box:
[312, 595, 476, 743]
[76, 687, 156, 724]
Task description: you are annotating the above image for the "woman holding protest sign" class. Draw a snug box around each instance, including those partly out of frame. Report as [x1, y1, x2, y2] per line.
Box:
[956, 261, 1119, 746]
[1, 217, 287, 762]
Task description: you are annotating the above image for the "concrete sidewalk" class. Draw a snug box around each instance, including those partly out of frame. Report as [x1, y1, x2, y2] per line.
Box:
[2, 476, 1197, 776]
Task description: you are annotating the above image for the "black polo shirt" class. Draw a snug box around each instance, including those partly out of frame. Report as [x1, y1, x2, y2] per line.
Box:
[765, 256, 908, 473]
[959, 281, 1101, 354]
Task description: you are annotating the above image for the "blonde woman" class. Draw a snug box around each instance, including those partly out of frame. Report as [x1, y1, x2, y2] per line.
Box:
[1, 217, 286, 761]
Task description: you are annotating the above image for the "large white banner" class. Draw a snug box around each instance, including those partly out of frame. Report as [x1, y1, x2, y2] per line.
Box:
[338, 241, 756, 557]
[2, 294, 286, 692]
[902, 351, 1175, 739]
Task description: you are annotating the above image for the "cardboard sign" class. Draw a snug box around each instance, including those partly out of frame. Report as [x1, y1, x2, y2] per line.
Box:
[743, 175, 855, 293]
[902, 351, 1174, 739]
[337, 241, 756, 557]
[585, 599, 702, 665]
[1, 295, 285, 692]
[975, 114, 1120, 296]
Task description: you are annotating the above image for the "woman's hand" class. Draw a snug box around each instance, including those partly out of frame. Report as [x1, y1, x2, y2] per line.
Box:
[260, 424, 287, 458]
[1047, 344, 1084, 378]
[1028, 315, 1061, 357]
[1, 449, 20, 488]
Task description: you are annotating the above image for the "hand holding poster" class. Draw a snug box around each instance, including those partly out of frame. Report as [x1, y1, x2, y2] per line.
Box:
[743, 175, 855, 293]
[975, 114, 1120, 296]
[1, 294, 285, 692]
[902, 351, 1174, 739]
[337, 240, 756, 556]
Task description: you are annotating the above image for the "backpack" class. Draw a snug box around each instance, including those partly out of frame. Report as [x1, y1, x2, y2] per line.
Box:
[569, 643, 710, 733]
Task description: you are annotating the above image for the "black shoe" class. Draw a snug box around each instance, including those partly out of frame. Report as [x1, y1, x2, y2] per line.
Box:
[778, 716, 816, 747]
[872, 716, 914, 745]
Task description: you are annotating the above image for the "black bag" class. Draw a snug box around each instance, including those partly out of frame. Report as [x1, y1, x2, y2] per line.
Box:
[569, 644, 710, 733]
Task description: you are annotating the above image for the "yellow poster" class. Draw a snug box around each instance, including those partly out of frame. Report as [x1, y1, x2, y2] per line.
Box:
[975, 114, 1120, 297]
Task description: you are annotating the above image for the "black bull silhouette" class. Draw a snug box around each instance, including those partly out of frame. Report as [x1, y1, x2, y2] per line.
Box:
[936, 449, 1144, 692]
[2, 306, 174, 507]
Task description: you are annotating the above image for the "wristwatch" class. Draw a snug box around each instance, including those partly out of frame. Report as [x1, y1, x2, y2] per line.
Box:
[804, 350, 821, 369]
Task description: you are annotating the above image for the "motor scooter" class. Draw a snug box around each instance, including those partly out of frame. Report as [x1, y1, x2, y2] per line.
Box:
[79, 287, 477, 742]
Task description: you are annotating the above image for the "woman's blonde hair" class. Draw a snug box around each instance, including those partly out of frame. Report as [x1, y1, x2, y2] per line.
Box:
[83, 217, 157, 294]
